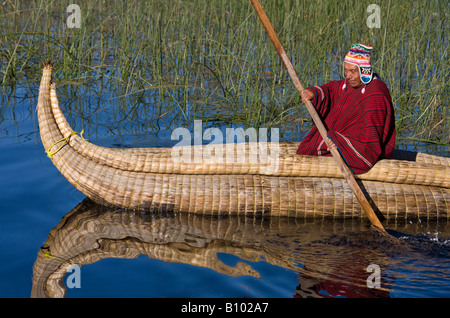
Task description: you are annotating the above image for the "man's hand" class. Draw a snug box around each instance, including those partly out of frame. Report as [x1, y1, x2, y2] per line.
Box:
[301, 89, 315, 104]
[325, 137, 337, 151]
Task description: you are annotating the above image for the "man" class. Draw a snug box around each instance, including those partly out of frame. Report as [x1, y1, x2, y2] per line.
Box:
[297, 44, 396, 174]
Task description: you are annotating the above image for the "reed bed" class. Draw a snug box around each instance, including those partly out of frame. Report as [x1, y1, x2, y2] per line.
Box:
[0, 0, 448, 150]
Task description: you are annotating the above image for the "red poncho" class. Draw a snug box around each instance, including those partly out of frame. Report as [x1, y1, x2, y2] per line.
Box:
[296, 78, 396, 174]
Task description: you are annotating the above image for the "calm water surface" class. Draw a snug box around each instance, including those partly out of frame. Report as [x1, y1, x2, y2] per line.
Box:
[1, 0, 448, 301]
[0, 100, 449, 299]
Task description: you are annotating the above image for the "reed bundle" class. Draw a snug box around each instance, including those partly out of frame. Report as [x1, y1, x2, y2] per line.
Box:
[37, 62, 449, 220]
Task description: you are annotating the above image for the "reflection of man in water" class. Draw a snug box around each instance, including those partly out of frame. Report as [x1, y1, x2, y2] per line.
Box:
[297, 44, 396, 174]
[294, 260, 390, 298]
[294, 275, 390, 298]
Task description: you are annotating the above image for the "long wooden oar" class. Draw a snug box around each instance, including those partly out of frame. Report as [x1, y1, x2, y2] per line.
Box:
[249, 0, 386, 232]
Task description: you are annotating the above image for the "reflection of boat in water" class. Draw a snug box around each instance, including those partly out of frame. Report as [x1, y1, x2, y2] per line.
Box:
[32, 198, 449, 298]
[37, 62, 449, 220]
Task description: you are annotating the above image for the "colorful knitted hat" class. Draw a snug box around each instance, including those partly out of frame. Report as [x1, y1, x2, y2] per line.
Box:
[343, 44, 373, 84]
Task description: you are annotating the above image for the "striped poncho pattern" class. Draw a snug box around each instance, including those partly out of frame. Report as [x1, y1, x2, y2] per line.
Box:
[296, 79, 396, 174]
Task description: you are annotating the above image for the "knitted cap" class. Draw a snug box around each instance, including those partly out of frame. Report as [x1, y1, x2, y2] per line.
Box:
[344, 44, 373, 84]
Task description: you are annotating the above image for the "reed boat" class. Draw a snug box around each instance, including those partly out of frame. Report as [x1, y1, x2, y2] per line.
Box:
[37, 62, 450, 220]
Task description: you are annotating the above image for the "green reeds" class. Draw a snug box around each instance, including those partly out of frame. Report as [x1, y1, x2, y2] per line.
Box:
[0, 0, 448, 148]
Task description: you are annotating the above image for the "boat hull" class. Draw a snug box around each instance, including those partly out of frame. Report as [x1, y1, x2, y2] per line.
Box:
[36, 63, 450, 220]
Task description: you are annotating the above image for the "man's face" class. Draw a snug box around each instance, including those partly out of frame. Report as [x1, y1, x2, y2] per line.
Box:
[344, 62, 363, 88]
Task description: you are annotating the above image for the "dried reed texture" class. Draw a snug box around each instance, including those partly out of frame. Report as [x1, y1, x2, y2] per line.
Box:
[37, 63, 450, 219]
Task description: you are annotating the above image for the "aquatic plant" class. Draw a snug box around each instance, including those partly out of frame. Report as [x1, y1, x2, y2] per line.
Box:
[0, 0, 448, 150]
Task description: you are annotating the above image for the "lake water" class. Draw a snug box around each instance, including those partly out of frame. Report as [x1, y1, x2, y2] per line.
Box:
[0, 86, 449, 299]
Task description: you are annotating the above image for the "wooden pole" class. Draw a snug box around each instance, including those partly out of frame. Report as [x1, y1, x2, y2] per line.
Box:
[249, 0, 386, 231]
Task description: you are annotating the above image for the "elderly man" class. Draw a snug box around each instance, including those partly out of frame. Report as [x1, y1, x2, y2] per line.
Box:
[297, 44, 396, 174]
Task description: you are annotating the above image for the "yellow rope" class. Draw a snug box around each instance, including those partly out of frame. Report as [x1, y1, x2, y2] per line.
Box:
[41, 246, 82, 268]
[41, 246, 69, 264]
[45, 130, 87, 159]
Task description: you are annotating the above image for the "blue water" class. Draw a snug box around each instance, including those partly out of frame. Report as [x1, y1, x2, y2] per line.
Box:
[1, 129, 450, 298]
[0, 86, 449, 299]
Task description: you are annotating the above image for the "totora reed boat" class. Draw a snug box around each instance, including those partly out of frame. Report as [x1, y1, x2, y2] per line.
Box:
[37, 62, 450, 220]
